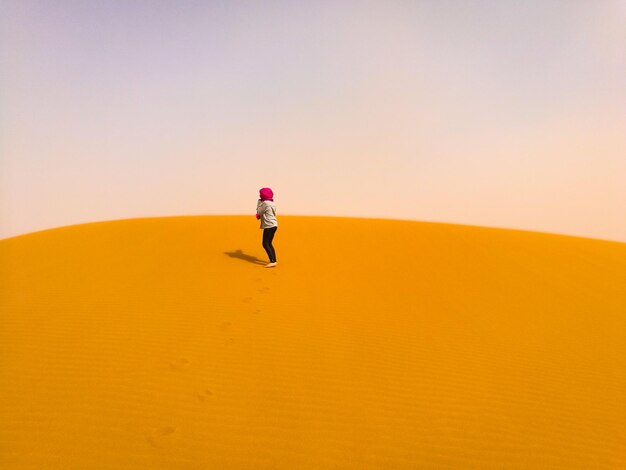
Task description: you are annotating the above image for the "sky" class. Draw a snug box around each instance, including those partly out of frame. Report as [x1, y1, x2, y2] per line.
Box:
[1, 0, 625, 242]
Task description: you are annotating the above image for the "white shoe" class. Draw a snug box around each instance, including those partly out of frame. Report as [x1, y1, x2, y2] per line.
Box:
[264, 262, 277, 268]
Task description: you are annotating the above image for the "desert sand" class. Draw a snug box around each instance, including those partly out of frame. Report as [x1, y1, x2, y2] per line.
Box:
[1, 215, 625, 469]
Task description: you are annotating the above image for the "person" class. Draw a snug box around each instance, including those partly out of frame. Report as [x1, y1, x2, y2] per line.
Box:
[256, 187, 278, 267]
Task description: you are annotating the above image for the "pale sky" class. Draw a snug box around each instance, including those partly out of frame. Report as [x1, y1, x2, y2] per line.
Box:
[1, 0, 625, 242]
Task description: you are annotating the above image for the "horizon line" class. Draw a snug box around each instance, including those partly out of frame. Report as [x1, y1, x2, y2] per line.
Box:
[1, 214, 624, 246]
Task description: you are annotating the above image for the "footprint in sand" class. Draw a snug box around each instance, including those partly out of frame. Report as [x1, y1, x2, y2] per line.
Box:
[218, 322, 232, 331]
[196, 389, 214, 403]
[146, 426, 176, 448]
[168, 358, 190, 371]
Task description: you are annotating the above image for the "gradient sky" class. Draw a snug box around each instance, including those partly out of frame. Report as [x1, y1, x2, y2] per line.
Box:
[1, 0, 625, 241]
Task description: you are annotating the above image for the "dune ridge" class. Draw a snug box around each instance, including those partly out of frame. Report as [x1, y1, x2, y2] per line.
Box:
[1, 215, 625, 469]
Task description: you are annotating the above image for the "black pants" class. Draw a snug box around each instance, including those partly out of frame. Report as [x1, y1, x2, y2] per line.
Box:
[262, 226, 278, 263]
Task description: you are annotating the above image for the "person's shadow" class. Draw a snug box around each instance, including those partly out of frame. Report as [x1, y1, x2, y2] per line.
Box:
[224, 249, 267, 265]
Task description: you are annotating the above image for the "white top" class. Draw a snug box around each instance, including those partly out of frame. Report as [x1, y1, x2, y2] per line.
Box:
[256, 199, 278, 229]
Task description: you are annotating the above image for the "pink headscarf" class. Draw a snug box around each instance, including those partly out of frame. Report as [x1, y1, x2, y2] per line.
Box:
[259, 187, 274, 201]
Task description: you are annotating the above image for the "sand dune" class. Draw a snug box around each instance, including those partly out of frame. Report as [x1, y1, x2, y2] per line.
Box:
[1, 215, 625, 469]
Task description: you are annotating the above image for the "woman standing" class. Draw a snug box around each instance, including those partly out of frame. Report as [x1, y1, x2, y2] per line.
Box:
[256, 187, 278, 267]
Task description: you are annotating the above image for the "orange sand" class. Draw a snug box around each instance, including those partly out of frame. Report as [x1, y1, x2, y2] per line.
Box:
[1, 215, 625, 469]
